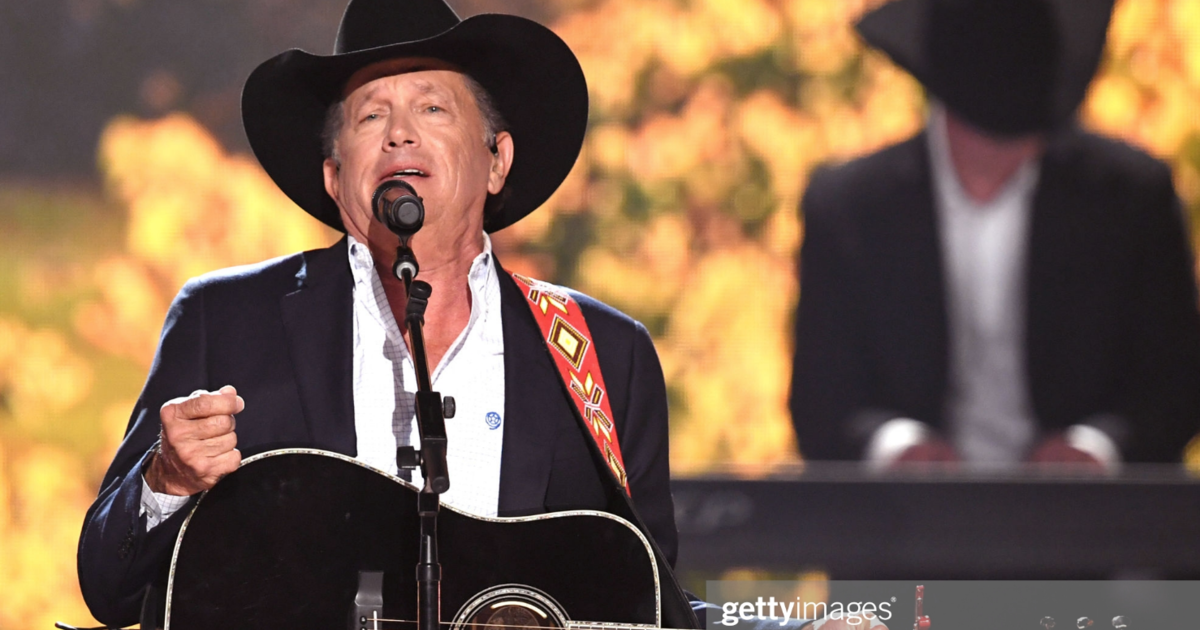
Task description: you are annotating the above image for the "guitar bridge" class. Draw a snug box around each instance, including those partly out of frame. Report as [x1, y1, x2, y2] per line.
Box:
[350, 571, 385, 630]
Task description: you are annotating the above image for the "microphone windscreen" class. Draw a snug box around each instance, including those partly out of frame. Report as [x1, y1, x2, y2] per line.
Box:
[372, 180, 424, 236]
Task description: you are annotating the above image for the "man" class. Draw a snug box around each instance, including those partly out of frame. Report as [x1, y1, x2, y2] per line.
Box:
[790, 0, 1200, 466]
[76, 0, 696, 627]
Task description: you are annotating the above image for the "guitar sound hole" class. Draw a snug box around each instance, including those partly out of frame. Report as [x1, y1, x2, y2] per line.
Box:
[454, 586, 568, 630]
[468, 600, 553, 630]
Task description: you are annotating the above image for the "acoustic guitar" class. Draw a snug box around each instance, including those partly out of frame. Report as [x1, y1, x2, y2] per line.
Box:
[164, 449, 668, 630]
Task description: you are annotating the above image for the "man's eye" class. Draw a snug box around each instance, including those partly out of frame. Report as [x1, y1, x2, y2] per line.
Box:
[364, 113, 379, 121]
[426, 105, 442, 113]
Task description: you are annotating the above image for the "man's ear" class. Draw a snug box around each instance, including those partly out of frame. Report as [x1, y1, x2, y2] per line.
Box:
[322, 157, 341, 203]
[487, 131, 514, 195]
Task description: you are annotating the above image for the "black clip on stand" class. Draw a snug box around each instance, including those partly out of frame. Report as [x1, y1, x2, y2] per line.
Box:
[371, 180, 452, 630]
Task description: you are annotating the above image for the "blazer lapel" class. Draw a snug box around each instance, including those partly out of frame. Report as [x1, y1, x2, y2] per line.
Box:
[495, 259, 563, 516]
[280, 237, 357, 456]
[1024, 130, 1082, 423]
[872, 133, 949, 421]
[907, 138, 950, 415]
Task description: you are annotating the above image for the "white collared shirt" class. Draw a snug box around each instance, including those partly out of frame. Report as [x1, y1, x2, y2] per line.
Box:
[142, 233, 506, 528]
[929, 105, 1041, 463]
[347, 234, 505, 517]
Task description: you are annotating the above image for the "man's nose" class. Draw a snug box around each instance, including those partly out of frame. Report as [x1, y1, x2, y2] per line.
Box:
[385, 114, 419, 149]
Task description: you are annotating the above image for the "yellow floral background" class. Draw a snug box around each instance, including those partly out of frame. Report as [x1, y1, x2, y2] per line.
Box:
[2, 0, 1200, 626]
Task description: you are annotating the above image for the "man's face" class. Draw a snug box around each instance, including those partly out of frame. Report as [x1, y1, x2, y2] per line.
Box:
[323, 59, 513, 255]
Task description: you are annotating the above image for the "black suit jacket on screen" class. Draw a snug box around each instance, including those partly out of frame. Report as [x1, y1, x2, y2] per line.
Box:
[77, 237, 694, 628]
[790, 128, 1200, 462]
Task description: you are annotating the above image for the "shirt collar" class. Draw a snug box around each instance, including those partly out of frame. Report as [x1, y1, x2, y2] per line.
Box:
[346, 232, 496, 315]
[346, 234, 375, 286]
[467, 233, 495, 304]
[927, 103, 1041, 212]
[346, 233, 493, 283]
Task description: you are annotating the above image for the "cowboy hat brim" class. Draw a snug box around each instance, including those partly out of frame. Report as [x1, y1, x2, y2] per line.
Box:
[856, 0, 1115, 136]
[242, 12, 588, 233]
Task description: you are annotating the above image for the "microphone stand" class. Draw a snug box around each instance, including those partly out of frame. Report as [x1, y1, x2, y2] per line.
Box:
[392, 239, 451, 630]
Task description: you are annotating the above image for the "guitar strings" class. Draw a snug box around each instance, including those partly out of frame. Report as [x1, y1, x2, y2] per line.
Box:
[369, 618, 555, 628]
[366, 617, 652, 630]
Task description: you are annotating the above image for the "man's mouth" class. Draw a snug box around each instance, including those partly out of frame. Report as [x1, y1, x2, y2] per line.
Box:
[388, 169, 427, 178]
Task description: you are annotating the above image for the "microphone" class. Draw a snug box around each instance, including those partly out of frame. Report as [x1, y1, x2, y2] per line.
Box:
[373, 180, 424, 284]
[372, 180, 424, 237]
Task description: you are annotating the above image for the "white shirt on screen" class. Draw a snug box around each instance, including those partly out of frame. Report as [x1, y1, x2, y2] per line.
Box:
[865, 106, 1119, 469]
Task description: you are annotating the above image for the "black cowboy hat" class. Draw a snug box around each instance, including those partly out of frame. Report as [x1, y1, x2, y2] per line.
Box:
[856, 0, 1116, 136]
[242, 0, 588, 232]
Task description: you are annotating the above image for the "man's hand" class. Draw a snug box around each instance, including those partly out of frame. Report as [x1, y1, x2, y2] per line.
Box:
[890, 437, 960, 470]
[145, 386, 244, 496]
[1026, 434, 1104, 471]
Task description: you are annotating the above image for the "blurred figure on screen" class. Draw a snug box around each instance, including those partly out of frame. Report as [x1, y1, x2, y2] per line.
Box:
[789, 0, 1200, 468]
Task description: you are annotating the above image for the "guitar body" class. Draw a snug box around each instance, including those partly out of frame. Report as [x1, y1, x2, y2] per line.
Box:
[165, 449, 662, 630]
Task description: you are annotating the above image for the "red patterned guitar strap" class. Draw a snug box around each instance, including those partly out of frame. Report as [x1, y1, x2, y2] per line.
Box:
[510, 272, 630, 495]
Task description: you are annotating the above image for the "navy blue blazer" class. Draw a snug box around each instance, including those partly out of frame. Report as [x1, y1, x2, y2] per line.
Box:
[790, 128, 1200, 462]
[77, 237, 694, 628]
